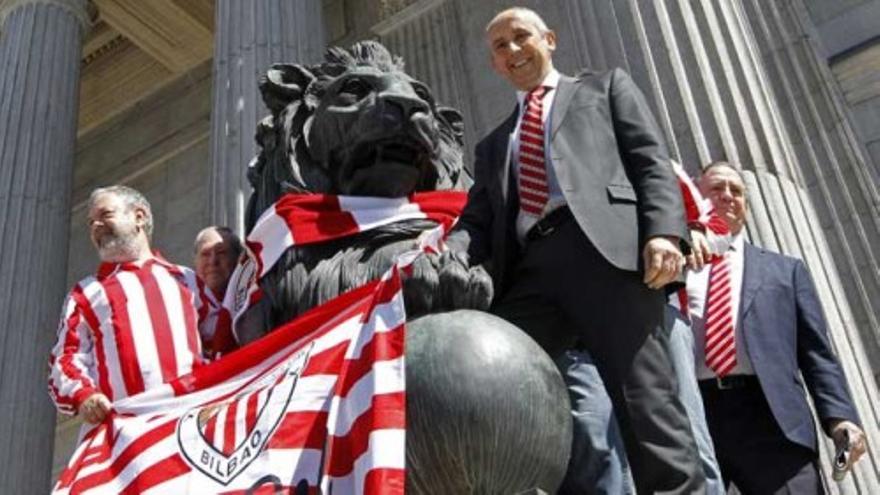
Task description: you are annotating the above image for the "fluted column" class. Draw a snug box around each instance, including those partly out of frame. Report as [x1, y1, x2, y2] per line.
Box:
[372, 0, 483, 153]
[208, 0, 325, 237]
[0, 0, 89, 492]
[741, 0, 880, 380]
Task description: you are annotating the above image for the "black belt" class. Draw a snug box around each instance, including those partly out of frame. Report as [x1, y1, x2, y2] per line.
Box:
[526, 206, 573, 241]
[698, 375, 759, 391]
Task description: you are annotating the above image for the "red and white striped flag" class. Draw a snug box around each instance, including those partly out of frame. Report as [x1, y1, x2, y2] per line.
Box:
[671, 160, 730, 241]
[53, 269, 408, 495]
[669, 161, 732, 317]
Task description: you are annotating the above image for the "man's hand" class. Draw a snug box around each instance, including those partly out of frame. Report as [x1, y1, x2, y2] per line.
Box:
[643, 236, 684, 289]
[79, 393, 111, 424]
[830, 420, 868, 468]
[687, 229, 712, 270]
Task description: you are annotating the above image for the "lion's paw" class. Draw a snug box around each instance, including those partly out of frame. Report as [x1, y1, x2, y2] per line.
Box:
[401, 250, 492, 318]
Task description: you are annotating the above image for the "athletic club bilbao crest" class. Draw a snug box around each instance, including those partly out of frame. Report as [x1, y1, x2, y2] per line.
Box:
[176, 345, 312, 485]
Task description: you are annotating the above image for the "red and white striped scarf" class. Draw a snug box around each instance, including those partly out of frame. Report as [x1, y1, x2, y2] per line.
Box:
[673, 161, 730, 239]
[224, 191, 467, 333]
[671, 161, 732, 316]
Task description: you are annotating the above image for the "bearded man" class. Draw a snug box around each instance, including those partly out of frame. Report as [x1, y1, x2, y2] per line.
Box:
[48, 186, 217, 424]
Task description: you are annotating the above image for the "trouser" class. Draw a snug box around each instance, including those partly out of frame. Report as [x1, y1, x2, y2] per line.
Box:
[493, 218, 705, 495]
[700, 377, 823, 494]
[555, 349, 634, 495]
[665, 308, 726, 495]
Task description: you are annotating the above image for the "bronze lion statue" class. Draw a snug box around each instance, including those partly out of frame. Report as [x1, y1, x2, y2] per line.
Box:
[236, 41, 570, 494]
[237, 41, 492, 339]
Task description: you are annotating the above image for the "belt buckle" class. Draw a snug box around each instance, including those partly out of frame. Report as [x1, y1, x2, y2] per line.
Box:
[716, 376, 732, 390]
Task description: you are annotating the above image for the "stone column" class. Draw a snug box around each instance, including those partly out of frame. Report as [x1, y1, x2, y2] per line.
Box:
[0, 0, 89, 492]
[372, 0, 483, 154]
[208, 0, 325, 236]
[742, 0, 880, 381]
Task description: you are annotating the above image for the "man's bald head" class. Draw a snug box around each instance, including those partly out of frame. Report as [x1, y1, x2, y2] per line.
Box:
[194, 226, 243, 297]
[486, 7, 549, 33]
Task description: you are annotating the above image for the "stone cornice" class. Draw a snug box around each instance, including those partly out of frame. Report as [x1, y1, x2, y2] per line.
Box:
[0, 0, 92, 31]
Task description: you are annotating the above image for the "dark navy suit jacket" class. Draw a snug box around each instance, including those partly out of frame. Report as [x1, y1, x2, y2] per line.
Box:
[740, 242, 860, 451]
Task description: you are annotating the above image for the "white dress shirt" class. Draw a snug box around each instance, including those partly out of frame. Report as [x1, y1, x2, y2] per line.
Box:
[510, 70, 567, 242]
[687, 234, 756, 379]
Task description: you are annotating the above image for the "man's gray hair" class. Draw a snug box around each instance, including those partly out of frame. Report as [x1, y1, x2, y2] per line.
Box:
[89, 185, 154, 238]
[701, 160, 745, 182]
[194, 225, 243, 259]
[486, 7, 550, 34]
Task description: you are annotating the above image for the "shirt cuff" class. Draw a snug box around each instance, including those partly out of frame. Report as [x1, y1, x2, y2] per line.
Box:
[72, 387, 98, 412]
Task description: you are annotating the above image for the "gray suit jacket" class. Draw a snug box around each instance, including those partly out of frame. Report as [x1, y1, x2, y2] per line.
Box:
[451, 68, 687, 292]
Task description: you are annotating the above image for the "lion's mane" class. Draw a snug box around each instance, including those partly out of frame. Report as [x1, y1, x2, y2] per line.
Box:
[236, 41, 489, 343]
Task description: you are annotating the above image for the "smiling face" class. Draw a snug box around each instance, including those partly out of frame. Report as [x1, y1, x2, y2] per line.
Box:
[699, 164, 748, 235]
[87, 192, 147, 262]
[487, 11, 556, 92]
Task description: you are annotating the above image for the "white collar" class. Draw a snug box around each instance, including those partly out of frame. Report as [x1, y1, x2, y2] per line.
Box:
[516, 69, 560, 107]
[729, 232, 744, 252]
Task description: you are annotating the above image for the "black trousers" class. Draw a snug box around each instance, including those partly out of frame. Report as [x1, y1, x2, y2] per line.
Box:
[700, 378, 823, 495]
[492, 218, 705, 495]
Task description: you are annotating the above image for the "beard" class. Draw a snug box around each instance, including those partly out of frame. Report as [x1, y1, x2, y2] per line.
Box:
[95, 221, 141, 262]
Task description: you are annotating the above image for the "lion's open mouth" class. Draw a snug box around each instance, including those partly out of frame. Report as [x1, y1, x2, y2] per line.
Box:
[353, 136, 431, 171]
[337, 136, 434, 196]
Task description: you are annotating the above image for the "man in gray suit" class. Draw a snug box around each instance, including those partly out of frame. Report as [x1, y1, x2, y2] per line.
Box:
[448, 7, 704, 494]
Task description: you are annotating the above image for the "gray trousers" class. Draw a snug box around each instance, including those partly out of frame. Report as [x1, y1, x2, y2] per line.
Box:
[556, 306, 726, 495]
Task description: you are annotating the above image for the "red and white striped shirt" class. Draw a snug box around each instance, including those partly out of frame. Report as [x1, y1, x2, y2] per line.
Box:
[48, 256, 216, 415]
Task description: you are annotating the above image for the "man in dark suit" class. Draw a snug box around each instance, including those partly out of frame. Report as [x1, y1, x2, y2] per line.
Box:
[448, 7, 704, 494]
[692, 161, 867, 493]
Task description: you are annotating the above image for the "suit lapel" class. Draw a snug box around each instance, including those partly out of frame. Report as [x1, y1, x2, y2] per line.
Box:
[550, 75, 578, 140]
[739, 243, 765, 321]
[494, 108, 518, 205]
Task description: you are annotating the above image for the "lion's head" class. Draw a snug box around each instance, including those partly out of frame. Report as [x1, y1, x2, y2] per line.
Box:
[245, 41, 470, 232]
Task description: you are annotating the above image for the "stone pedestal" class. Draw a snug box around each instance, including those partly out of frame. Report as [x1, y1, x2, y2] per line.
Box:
[208, 0, 325, 236]
[0, 0, 89, 491]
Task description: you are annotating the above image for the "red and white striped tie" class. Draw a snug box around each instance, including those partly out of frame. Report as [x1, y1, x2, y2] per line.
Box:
[704, 254, 737, 377]
[518, 86, 549, 216]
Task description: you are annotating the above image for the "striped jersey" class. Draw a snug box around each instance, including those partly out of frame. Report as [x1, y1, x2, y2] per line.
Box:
[48, 256, 216, 415]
